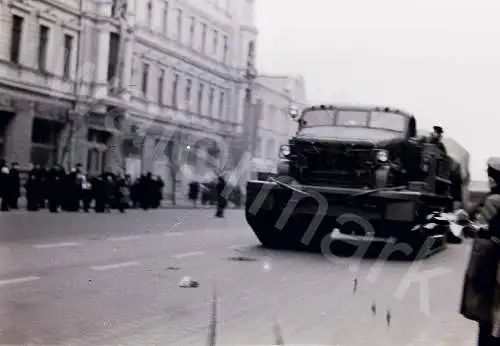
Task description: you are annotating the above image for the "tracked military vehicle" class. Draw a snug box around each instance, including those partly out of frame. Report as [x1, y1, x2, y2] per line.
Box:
[245, 104, 468, 254]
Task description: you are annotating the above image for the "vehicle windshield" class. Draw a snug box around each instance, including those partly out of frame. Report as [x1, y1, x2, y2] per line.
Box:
[300, 109, 407, 132]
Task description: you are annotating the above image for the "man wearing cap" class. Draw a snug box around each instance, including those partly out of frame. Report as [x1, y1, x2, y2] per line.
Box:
[428, 125, 447, 154]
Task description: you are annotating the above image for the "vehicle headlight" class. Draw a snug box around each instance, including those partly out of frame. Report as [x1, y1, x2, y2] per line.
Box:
[376, 150, 389, 163]
[279, 145, 291, 158]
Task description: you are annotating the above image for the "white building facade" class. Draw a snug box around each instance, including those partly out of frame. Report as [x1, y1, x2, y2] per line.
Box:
[251, 74, 307, 176]
[0, 0, 258, 200]
[121, 0, 258, 196]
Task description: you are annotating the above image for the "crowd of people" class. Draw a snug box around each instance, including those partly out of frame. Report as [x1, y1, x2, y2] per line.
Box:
[0, 161, 165, 213]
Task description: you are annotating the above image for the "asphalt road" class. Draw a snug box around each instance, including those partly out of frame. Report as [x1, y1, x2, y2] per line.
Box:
[0, 208, 479, 345]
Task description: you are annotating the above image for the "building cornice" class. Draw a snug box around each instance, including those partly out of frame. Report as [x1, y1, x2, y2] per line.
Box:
[239, 24, 258, 35]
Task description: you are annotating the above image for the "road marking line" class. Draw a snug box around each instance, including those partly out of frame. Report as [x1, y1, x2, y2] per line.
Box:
[34, 242, 80, 249]
[109, 235, 141, 242]
[0, 276, 40, 286]
[164, 232, 183, 237]
[171, 251, 204, 259]
[91, 261, 140, 271]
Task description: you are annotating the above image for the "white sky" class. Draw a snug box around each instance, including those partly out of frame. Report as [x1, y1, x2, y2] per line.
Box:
[255, 0, 500, 181]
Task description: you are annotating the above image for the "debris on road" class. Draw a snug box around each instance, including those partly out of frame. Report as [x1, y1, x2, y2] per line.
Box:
[179, 276, 199, 288]
[353, 278, 358, 294]
[263, 261, 272, 272]
[166, 266, 181, 271]
[228, 256, 257, 262]
[386, 309, 391, 327]
[371, 302, 376, 316]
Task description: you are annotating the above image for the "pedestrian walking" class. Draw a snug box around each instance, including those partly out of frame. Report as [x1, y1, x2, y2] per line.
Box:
[460, 157, 500, 345]
[188, 181, 200, 207]
[215, 174, 227, 218]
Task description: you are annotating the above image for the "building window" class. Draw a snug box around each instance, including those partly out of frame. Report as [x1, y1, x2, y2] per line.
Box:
[176, 9, 182, 41]
[107, 32, 120, 82]
[162, 2, 169, 34]
[147, 0, 153, 28]
[268, 138, 275, 158]
[208, 87, 214, 116]
[212, 29, 218, 54]
[222, 35, 228, 63]
[219, 91, 225, 119]
[112, 0, 127, 18]
[158, 68, 165, 104]
[38, 25, 50, 71]
[130, 57, 137, 88]
[201, 23, 207, 52]
[171, 73, 179, 107]
[185, 78, 192, 109]
[247, 40, 255, 68]
[142, 62, 149, 94]
[197, 83, 204, 114]
[10, 15, 23, 64]
[62, 34, 73, 78]
[189, 16, 195, 47]
[255, 136, 262, 157]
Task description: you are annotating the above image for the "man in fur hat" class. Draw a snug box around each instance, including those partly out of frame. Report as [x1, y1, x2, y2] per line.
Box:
[460, 157, 500, 344]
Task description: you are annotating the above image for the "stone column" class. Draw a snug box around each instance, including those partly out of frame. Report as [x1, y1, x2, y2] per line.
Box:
[120, 33, 134, 101]
[73, 122, 89, 168]
[141, 137, 155, 174]
[94, 25, 111, 98]
[4, 101, 35, 169]
[105, 133, 124, 174]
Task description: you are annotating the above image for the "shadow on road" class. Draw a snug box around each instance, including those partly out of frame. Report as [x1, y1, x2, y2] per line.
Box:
[235, 239, 445, 263]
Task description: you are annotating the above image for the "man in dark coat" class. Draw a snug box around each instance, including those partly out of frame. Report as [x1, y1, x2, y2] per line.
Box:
[460, 157, 500, 344]
[188, 181, 200, 207]
[92, 175, 106, 213]
[215, 175, 227, 218]
[25, 172, 39, 211]
[46, 165, 65, 213]
[8, 162, 20, 209]
[30, 164, 44, 208]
